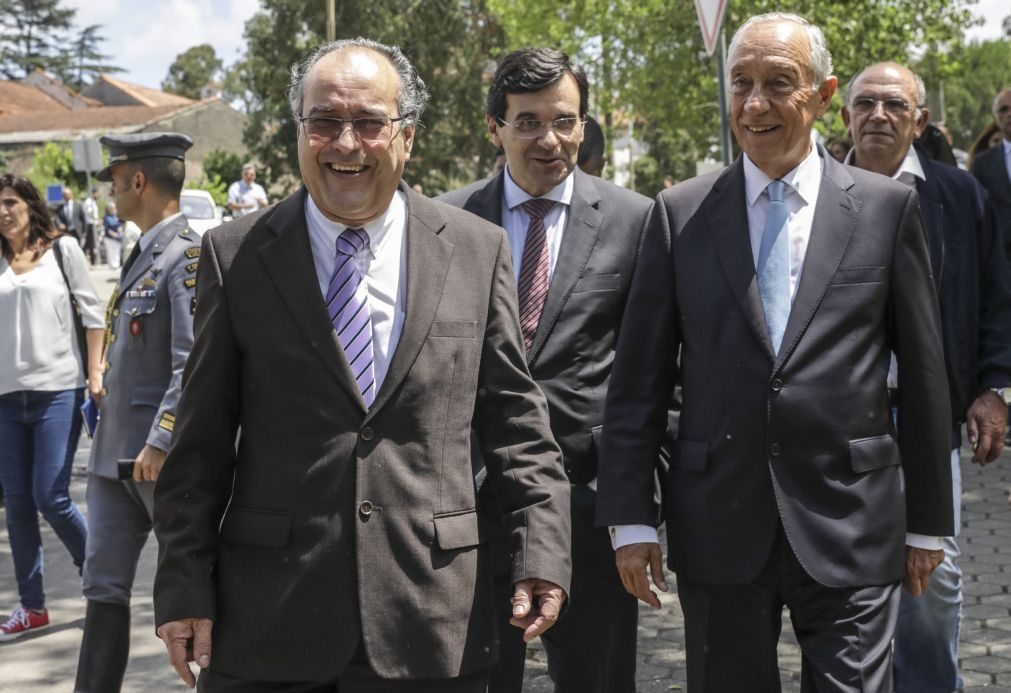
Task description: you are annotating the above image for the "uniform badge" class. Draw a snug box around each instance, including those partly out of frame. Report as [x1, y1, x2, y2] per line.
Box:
[185, 247, 201, 259]
[183, 277, 197, 289]
[130, 318, 142, 337]
[185, 262, 198, 273]
[142, 277, 157, 288]
[158, 412, 176, 433]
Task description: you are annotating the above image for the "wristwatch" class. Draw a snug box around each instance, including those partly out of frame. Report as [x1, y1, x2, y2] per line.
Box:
[988, 387, 1011, 404]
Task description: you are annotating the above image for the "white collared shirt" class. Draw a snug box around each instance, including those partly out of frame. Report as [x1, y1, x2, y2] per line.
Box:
[500, 165, 573, 283]
[742, 145, 824, 301]
[611, 145, 944, 552]
[305, 191, 407, 395]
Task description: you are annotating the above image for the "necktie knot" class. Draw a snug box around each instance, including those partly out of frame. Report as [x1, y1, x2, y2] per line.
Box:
[521, 198, 556, 221]
[766, 179, 786, 203]
[337, 227, 369, 257]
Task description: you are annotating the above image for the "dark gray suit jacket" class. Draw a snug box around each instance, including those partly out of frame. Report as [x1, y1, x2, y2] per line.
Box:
[153, 186, 571, 681]
[597, 150, 953, 589]
[439, 169, 657, 485]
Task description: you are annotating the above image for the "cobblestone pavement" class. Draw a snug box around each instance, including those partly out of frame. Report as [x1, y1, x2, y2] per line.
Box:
[2, 268, 1009, 691]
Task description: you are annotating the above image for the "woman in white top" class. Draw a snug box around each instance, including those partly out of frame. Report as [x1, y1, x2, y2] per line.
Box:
[0, 174, 105, 640]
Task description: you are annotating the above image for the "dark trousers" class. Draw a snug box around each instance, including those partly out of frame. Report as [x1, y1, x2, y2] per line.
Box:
[197, 643, 487, 692]
[677, 526, 900, 693]
[487, 483, 638, 693]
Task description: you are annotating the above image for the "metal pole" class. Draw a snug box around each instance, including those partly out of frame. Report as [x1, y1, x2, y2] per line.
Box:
[716, 28, 732, 166]
[326, 0, 336, 42]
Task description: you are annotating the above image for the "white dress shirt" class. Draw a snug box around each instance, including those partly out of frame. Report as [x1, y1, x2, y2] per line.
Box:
[500, 165, 573, 284]
[612, 146, 943, 552]
[305, 191, 406, 395]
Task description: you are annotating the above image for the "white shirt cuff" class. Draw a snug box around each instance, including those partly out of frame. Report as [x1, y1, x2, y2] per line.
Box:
[609, 524, 659, 550]
[906, 532, 946, 550]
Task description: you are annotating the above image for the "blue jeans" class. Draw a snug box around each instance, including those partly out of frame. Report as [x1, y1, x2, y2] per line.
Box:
[893, 449, 962, 693]
[0, 389, 88, 609]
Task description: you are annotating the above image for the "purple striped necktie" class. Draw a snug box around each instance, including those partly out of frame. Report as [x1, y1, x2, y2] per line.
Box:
[325, 228, 376, 406]
[517, 198, 556, 350]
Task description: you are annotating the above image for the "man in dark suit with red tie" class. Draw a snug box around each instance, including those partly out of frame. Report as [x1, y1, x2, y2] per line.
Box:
[440, 48, 658, 693]
[597, 13, 953, 691]
[152, 38, 571, 692]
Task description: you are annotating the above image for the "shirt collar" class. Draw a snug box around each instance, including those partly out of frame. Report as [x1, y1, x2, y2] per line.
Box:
[304, 189, 404, 258]
[139, 212, 184, 251]
[502, 164, 574, 211]
[892, 146, 926, 183]
[743, 145, 822, 207]
[1003, 139, 1011, 156]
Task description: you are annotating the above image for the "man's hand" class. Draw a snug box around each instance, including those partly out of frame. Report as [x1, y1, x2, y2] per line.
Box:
[156, 618, 213, 689]
[510, 579, 567, 642]
[967, 390, 1007, 465]
[904, 546, 944, 596]
[88, 372, 103, 406]
[615, 542, 668, 609]
[133, 445, 167, 482]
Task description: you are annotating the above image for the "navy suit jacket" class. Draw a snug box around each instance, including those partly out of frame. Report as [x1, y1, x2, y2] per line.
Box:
[970, 144, 1011, 264]
[915, 147, 1011, 441]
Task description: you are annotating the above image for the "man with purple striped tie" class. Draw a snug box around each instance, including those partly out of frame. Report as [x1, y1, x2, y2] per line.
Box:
[152, 38, 570, 693]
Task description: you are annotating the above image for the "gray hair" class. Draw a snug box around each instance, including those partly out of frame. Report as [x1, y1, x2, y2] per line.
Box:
[288, 38, 430, 127]
[728, 13, 834, 85]
[241, 162, 256, 173]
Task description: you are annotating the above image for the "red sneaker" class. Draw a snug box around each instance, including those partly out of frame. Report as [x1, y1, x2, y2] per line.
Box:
[0, 606, 49, 641]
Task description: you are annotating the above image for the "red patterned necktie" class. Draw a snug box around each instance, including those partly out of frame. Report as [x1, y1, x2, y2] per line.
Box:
[516, 198, 556, 350]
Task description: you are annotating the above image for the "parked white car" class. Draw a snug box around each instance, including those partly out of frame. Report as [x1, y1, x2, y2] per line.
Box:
[180, 189, 223, 235]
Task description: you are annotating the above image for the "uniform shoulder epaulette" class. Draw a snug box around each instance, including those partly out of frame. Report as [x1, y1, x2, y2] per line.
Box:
[185, 247, 201, 259]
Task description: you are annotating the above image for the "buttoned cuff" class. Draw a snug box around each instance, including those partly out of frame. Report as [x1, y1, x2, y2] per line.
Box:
[610, 524, 659, 551]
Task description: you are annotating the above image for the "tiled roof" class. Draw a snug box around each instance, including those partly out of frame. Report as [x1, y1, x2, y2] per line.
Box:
[0, 103, 195, 137]
[0, 81, 69, 115]
[86, 75, 194, 107]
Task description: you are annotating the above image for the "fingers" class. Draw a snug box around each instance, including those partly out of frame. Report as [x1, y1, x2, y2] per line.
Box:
[972, 428, 992, 465]
[509, 582, 565, 642]
[615, 544, 663, 609]
[157, 622, 197, 689]
[967, 416, 980, 454]
[192, 619, 213, 669]
[649, 545, 669, 594]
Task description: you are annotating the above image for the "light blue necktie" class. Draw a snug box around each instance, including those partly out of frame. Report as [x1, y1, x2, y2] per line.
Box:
[757, 180, 790, 353]
[325, 228, 376, 406]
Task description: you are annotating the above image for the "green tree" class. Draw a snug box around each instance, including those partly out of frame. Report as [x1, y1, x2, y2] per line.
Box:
[487, 0, 980, 193]
[202, 148, 245, 187]
[25, 141, 91, 195]
[58, 24, 123, 90]
[0, 0, 75, 79]
[162, 44, 223, 100]
[226, 0, 506, 195]
[924, 38, 1011, 150]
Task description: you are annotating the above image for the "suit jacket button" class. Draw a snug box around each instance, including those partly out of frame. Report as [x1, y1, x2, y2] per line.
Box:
[770, 443, 781, 457]
[771, 378, 783, 392]
[359, 500, 374, 516]
[360, 426, 374, 441]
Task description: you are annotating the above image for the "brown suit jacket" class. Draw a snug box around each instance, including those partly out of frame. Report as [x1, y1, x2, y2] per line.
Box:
[153, 186, 571, 682]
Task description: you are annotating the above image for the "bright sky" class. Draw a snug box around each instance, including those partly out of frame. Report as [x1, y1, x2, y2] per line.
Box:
[64, 0, 1007, 91]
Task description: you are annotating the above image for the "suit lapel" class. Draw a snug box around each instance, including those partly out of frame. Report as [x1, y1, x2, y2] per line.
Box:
[365, 188, 454, 420]
[706, 160, 777, 360]
[258, 189, 366, 410]
[774, 152, 859, 370]
[117, 216, 183, 302]
[528, 169, 602, 364]
[465, 174, 505, 227]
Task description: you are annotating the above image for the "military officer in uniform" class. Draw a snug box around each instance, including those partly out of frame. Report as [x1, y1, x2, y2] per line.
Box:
[74, 132, 199, 693]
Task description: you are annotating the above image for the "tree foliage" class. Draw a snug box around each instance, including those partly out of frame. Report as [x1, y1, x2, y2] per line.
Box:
[162, 44, 223, 100]
[486, 0, 981, 194]
[60, 24, 123, 90]
[202, 148, 245, 187]
[929, 38, 1011, 150]
[0, 0, 75, 79]
[227, 0, 506, 195]
[25, 141, 87, 195]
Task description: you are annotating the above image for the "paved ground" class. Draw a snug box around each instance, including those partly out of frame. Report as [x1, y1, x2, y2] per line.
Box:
[2, 267, 1010, 691]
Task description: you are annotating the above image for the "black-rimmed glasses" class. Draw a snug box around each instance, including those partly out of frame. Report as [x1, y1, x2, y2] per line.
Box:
[849, 97, 918, 116]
